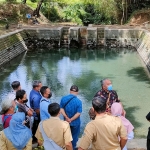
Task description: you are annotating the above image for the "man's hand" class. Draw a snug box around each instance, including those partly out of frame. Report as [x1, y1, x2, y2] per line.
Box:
[78, 147, 84, 150]
[27, 109, 33, 117]
[65, 116, 71, 123]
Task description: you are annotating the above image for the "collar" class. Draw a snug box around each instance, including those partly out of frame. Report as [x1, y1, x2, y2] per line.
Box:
[32, 89, 40, 94]
[101, 89, 109, 93]
[16, 101, 25, 106]
[41, 96, 49, 101]
[69, 93, 77, 97]
[50, 116, 60, 120]
[95, 113, 108, 119]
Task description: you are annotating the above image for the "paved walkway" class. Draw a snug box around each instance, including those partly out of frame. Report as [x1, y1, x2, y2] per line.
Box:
[32, 139, 146, 149]
[76, 138, 147, 150]
[127, 139, 146, 149]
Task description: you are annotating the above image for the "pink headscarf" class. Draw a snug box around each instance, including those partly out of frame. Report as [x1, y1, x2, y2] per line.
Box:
[111, 103, 134, 134]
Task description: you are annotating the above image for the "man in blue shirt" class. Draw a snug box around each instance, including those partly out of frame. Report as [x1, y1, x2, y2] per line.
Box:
[40, 86, 52, 121]
[60, 85, 82, 150]
[29, 80, 42, 142]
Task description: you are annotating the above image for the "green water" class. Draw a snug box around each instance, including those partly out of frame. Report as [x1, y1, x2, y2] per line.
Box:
[0, 48, 150, 138]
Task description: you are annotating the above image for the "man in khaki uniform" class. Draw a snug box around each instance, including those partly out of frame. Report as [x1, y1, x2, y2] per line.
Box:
[78, 96, 127, 150]
[35, 102, 73, 150]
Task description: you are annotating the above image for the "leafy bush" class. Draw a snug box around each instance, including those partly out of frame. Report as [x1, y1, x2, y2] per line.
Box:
[41, 5, 60, 22]
[62, 3, 86, 25]
[30, 0, 38, 3]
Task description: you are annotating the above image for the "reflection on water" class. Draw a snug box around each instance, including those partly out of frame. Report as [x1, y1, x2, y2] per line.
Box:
[0, 48, 150, 138]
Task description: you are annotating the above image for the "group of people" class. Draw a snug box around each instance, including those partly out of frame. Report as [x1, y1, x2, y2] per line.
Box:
[0, 78, 134, 150]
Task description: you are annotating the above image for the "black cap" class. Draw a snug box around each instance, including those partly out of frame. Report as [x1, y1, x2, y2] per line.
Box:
[70, 85, 79, 92]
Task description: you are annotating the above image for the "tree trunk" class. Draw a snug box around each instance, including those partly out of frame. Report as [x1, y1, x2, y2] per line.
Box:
[121, 0, 125, 25]
[22, 0, 26, 4]
[33, 0, 44, 17]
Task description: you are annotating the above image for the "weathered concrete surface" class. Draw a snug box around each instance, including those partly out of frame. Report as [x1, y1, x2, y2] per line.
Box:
[76, 138, 146, 150]
[127, 139, 146, 149]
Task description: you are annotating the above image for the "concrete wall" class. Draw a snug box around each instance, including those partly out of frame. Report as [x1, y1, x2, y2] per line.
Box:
[135, 29, 150, 70]
[0, 27, 150, 71]
[0, 30, 27, 67]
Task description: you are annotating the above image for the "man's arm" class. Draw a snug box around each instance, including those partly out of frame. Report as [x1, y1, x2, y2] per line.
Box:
[68, 100, 82, 123]
[78, 147, 84, 150]
[64, 122, 73, 150]
[78, 123, 94, 150]
[27, 109, 33, 117]
[35, 109, 40, 115]
[32, 96, 40, 115]
[70, 112, 81, 122]
[60, 108, 71, 123]
[65, 142, 73, 150]
[70, 100, 82, 122]
[120, 137, 127, 150]
[118, 119, 128, 149]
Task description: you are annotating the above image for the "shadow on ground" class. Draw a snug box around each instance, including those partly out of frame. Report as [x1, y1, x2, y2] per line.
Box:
[127, 67, 150, 87]
[124, 105, 146, 138]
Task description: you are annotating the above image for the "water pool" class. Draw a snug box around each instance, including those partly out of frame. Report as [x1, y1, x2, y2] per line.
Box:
[0, 48, 150, 138]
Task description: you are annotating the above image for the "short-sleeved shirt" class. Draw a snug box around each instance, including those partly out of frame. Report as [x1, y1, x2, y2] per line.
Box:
[40, 97, 51, 121]
[79, 114, 127, 150]
[0, 131, 32, 150]
[94, 89, 119, 107]
[60, 94, 82, 126]
[30, 89, 42, 110]
[35, 117, 72, 148]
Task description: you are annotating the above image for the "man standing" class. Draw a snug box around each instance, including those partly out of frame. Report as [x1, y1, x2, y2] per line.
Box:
[60, 85, 82, 150]
[16, 89, 33, 128]
[94, 78, 119, 107]
[8, 81, 21, 100]
[35, 103, 73, 150]
[94, 78, 125, 116]
[40, 86, 52, 121]
[29, 80, 42, 142]
[78, 96, 127, 150]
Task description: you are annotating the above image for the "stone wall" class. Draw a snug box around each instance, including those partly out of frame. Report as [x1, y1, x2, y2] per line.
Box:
[135, 29, 150, 70]
[0, 30, 27, 67]
[0, 27, 150, 71]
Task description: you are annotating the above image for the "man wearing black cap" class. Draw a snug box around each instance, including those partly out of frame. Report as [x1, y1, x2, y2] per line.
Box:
[60, 85, 82, 150]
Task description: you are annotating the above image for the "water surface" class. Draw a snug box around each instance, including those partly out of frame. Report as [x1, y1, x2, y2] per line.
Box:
[0, 48, 150, 138]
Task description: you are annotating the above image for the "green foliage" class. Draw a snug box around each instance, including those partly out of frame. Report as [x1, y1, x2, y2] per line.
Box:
[41, 5, 60, 22]
[62, 3, 86, 25]
[33, 146, 44, 150]
[30, 0, 37, 3]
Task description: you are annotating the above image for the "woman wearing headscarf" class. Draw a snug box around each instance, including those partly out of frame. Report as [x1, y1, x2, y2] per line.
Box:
[111, 102, 134, 150]
[0, 112, 32, 150]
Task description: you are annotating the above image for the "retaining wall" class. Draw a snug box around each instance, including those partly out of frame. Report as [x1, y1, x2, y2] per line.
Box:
[0, 27, 150, 71]
[0, 30, 27, 67]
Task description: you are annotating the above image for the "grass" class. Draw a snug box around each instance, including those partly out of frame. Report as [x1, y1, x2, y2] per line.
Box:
[26, 0, 37, 9]
[0, 0, 37, 9]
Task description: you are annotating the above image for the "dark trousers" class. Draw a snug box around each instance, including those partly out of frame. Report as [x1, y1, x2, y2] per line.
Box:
[32, 118, 40, 142]
[70, 124, 80, 150]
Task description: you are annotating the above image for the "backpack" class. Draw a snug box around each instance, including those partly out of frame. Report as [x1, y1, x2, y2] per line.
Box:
[39, 121, 63, 150]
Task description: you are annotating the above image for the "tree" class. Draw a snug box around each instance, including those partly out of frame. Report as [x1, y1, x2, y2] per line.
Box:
[33, 0, 44, 17]
[22, 0, 26, 4]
